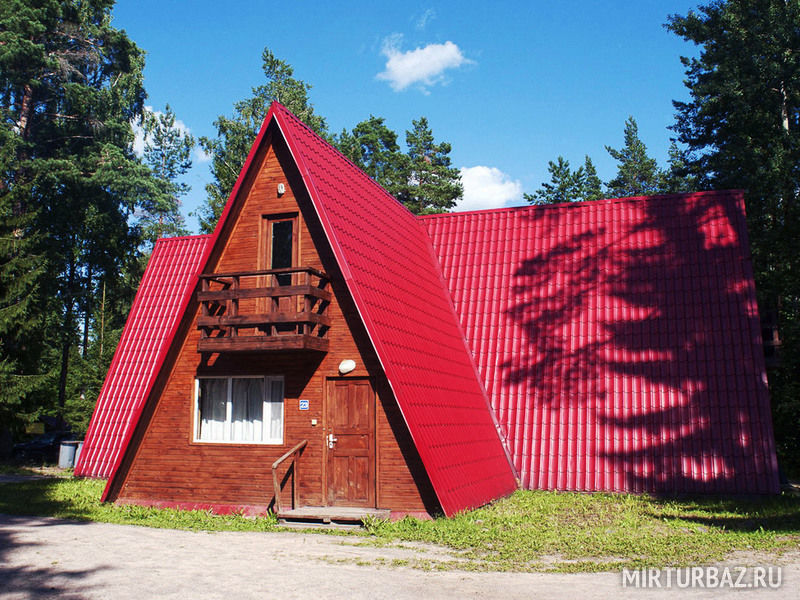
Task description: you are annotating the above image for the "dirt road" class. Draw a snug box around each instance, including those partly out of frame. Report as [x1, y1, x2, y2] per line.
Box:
[1, 514, 797, 599]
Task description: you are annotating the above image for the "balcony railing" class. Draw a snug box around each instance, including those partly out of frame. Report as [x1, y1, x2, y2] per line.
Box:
[196, 267, 331, 353]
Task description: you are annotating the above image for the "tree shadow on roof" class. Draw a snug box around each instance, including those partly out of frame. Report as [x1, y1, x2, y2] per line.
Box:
[499, 194, 778, 494]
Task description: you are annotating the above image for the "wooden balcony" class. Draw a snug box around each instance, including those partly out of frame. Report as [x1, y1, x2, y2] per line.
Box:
[196, 267, 331, 353]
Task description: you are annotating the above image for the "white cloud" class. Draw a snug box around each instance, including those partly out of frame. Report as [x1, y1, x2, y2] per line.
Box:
[415, 8, 436, 30]
[132, 119, 146, 157]
[131, 106, 209, 162]
[457, 166, 523, 212]
[377, 35, 473, 93]
[193, 146, 212, 164]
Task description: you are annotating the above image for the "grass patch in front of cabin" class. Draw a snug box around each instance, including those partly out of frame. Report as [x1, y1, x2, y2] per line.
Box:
[361, 489, 800, 572]
[0, 476, 798, 571]
[0, 464, 74, 477]
[0, 464, 33, 475]
[0, 477, 278, 532]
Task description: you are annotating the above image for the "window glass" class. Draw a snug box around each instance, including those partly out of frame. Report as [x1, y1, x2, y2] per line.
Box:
[196, 377, 283, 444]
[271, 220, 293, 285]
[267, 378, 285, 443]
[199, 378, 227, 441]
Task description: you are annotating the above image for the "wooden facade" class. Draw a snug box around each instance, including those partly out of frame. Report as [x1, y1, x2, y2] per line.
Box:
[105, 127, 438, 516]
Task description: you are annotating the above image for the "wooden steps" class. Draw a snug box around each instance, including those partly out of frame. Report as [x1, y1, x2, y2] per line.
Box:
[276, 506, 390, 526]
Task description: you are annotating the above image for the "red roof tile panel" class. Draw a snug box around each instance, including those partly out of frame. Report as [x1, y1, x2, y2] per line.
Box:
[422, 191, 780, 494]
[74, 235, 211, 478]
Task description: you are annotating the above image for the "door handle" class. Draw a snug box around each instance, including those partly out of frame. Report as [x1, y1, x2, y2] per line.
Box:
[327, 433, 338, 449]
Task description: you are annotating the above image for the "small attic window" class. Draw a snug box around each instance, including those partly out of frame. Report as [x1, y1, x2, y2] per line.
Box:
[272, 220, 293, 283]
[264, 214, 297, 286]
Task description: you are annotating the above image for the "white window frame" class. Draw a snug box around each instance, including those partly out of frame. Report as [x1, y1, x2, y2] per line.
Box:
[193, 375, 284, 445]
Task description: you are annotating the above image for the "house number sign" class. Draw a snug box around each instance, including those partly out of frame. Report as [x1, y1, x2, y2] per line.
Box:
[299, 399, 310, 410]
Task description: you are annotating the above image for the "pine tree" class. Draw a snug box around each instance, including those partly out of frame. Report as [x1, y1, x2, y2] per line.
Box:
[525, 155, 604, 205]
[395, 117, 462, 214]
[335, 115, 404, 196]
[605, 116, 662, 197]
[661, 141, 698, 193]
[667, 0, 800, 469]
[197, 48, 327, 233]
[0, 153, 47, 436]
[139, 105, 193, 248]
[525, 156, 584, 205]
[581, 156, 605, 201]
[0, 0, 155, 433]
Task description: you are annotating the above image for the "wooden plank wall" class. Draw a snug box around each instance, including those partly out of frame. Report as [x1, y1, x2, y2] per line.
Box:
[110, 128, 438, 514]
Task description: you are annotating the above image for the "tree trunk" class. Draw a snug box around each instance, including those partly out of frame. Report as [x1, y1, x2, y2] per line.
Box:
[83, 266, 92, 357]
[780, 81, 790, 134]
[57, 256, 77, 428]
[99, 280, 106, 357]
[10, 84, 35, 217]
[17, 84, 34, 140]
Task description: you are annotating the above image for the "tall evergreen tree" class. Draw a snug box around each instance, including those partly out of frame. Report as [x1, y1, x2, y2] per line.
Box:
[661, 141, 699, 193]
[335, 115, 404, 196]
[138, 104, 193, 248]
[0, 0, 155, 433]
[525, 155, 605, 205]
[581, 156, 605, 201]
[197, 48, 327, 233]
[395, 117, 462, 214]
[667, 0, 800, 469]
[0, 127, 46, 437]
[525, 156, 584, 205]
[605, 116, 662, 197]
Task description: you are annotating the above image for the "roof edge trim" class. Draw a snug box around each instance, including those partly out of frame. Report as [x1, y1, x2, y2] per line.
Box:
[270, 106, 453, 510]
[100, 234, 212, 499]
[419, 190, 748, 220]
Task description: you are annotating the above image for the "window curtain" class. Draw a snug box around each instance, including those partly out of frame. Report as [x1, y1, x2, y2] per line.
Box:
[197, 377, 283, 443]
[199, 378, 227, 441]
[232, 378, 264, 442]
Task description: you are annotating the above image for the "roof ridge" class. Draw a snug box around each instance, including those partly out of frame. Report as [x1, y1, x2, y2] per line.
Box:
[419, 190, 744, 221]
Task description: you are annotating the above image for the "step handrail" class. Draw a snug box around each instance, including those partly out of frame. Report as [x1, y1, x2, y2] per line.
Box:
[272, 439, 308, 514]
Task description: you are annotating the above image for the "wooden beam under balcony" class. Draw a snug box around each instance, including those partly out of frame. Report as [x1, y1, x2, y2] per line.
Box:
[197, 311, 331, 329]
[196, 284, 331, 303]
[198, 334, 329, 353]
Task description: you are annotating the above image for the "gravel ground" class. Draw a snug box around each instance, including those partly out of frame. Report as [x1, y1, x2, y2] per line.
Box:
[1, 513, 797, 599]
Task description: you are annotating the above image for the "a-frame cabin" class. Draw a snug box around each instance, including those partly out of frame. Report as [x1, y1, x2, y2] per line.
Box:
[78, 102, 781, 519]
[94, 102, 517, 519]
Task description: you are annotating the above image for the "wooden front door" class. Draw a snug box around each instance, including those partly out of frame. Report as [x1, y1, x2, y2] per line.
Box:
[325, 378, 375, 507]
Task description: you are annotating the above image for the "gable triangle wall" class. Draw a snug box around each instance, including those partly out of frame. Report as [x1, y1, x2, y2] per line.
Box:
[103, 115, 491, 515]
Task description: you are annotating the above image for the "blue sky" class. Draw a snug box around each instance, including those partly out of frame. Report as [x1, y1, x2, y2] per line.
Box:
[114, 0, 701, 232]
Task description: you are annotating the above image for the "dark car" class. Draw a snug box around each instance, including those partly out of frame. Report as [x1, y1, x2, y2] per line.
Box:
[12, 431, 72, 464]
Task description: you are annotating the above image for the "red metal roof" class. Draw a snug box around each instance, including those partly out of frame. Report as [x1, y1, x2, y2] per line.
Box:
[74, 235, 211, 478]
[269, 103, 518, 515]
[422, 191, 780, 494]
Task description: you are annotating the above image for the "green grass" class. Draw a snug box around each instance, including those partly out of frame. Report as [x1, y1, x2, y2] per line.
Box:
[0, 476, 798, 572]
[0, 477, 278, 532]
[0, 464, 72, 476]
[363, 490, 800, 571]
[0, 464, 37, 475]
